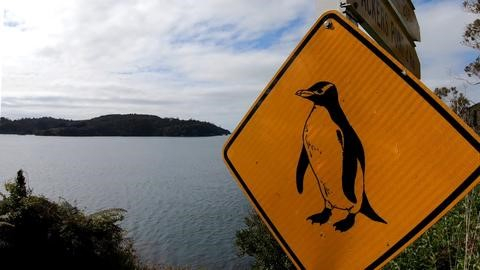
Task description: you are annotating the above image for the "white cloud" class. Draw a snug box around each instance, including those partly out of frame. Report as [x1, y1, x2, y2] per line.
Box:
[1, 0, 479, 130]
[414, 0, 480, 101]
[1, 0, 318, 129]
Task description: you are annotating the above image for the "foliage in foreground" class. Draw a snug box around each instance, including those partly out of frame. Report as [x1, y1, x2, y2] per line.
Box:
[235, 210, 294, 270]
[0, 170, 153, 270]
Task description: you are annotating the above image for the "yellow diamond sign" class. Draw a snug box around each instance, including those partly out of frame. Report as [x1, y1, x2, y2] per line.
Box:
[223, 11, 480, 269]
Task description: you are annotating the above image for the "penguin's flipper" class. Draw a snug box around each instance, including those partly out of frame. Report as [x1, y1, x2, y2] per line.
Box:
[338, 129, 358, 204]
[342, 156, 358, 204]
[336, 130, 344, 150]
[360, 192, 387, 224]
[296, 144, 309, 194]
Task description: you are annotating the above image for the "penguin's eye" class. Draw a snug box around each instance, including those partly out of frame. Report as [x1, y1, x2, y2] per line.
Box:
[314, 90, 323, 95]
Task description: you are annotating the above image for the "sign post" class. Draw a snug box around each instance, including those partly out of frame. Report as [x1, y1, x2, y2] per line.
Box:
[224, 11, 479, 269]
[345, 0, 421, 78]
[387, 0, 421, 41]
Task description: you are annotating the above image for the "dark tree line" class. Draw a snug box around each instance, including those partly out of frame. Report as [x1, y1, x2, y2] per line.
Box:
[0, 114, 230, 137]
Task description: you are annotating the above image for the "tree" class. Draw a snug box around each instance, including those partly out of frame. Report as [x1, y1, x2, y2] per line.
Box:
[235, 210, 294, 270]
[0, 170, 154, 270]
[463, 0, 480, 83]
[434, 86, 472, 119]
[4, 170, 30, 205]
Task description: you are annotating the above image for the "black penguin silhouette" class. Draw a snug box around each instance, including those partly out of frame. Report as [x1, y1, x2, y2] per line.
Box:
[295, 81, 386, 232]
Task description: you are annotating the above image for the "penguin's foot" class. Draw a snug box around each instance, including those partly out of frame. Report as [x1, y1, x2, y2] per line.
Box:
[307, 208, 332, 225]
[333, 213, 356, 232]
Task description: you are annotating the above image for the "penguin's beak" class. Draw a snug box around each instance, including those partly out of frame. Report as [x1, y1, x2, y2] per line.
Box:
[295, 89, 315, 98]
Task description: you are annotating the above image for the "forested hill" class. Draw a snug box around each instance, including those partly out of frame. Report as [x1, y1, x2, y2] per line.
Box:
[0, 114, 230, 137]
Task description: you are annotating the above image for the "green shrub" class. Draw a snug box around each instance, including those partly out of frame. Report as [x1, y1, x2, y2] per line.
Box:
[235, 210, 294, 270]
[0, 170, 153, 270]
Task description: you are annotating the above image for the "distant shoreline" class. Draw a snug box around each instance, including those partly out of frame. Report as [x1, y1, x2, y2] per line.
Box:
[0, 114, 231, 137]
[0, 134, 230, 138]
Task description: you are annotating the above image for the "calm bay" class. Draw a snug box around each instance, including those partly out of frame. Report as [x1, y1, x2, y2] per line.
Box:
[0, 135, 252, 269]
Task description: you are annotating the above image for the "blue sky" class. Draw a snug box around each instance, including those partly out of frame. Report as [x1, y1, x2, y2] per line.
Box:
[1, 0, 478, 130]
